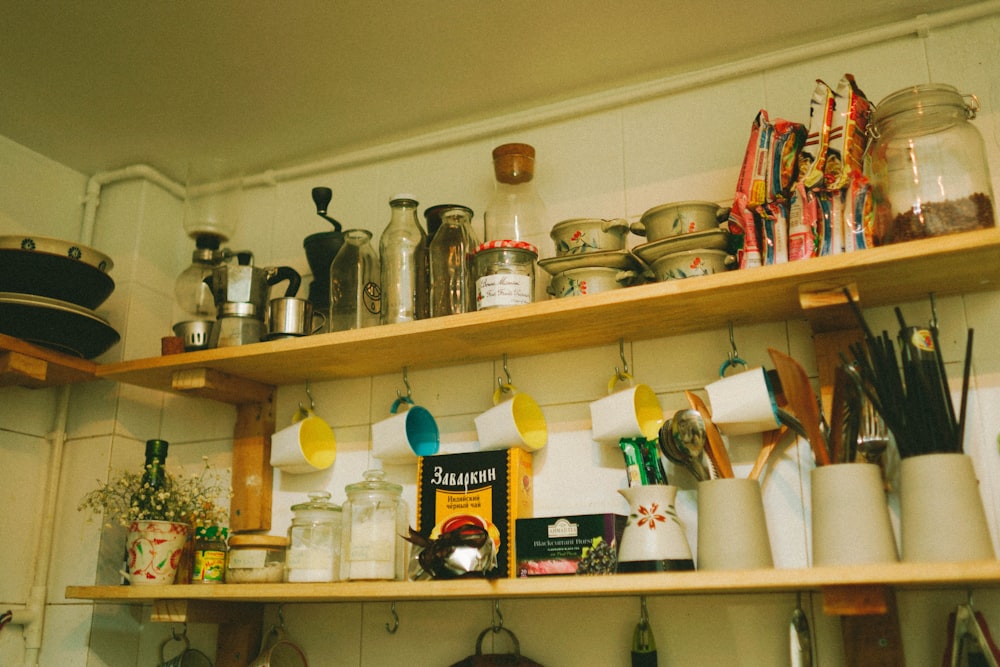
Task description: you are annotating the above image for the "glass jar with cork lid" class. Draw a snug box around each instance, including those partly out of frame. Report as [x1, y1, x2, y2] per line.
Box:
[484, 143, 547, 243]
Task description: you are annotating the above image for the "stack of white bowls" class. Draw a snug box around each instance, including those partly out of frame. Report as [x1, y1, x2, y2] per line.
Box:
[539, 218, 646, 298]
[630, 201, 734, 281]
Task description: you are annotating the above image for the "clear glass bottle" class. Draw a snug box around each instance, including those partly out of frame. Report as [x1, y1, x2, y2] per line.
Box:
[340, 470, 409, 581]
[429, 205, 478, 317]
[329, 228, 381, 331]
[483, 143, 547, 242]
[379, 195, 428, 324]
[286, 490, 342, 583]
[867, 83, 996, 244]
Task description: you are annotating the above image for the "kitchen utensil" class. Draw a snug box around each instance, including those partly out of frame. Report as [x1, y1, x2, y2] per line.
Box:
[828, 363, 861, 464]
[632, 200, 729, 241]
[311, 186, 343, 232]
[0, 291, 119, 359]
[650, 249, 733, 282]
[748, 426, 787, 482]
[790, 595, 812, 667]
[767, 348, 830, 466]
[660, 411, 709, 481]
[550, 217, 630, 256]
[265, 296, 325, 339]
[449, 625, 544, 667]
[631, 596, 658, 667]
[857, 396, 889, 465]
[630, 228, 729, 264]
[684, 391, 734, 478]
[943, 595, 1000, 667]
[172, 319, 213, 351]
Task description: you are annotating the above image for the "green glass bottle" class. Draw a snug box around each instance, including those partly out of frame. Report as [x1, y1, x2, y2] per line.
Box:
[139, 439, 169, 516]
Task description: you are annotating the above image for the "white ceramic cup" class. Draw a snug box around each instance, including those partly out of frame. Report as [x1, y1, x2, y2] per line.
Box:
[811, 463, 898, 566]
[475, 385, 547, 451]
[900, 453, 995, 562]
[705, 366, 780, 436]
[270, 415, 337, 474]
[372, 397, 440, 463]
[697, 478, 773, 570]
[590, 378, 663, 444]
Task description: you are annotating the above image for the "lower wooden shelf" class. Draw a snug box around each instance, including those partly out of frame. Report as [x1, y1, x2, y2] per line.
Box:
[66, 560, 1000, 605]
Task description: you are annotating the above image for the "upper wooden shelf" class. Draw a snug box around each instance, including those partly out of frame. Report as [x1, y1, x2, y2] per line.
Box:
[65, 560, 1000, 605]
[95, 229, 1000, 396]
[0, 333, 97, 388]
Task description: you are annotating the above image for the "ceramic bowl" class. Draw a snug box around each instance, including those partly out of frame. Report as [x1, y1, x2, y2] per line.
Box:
[650, 249, 733, 282]
[550, 218, 630, 256]
[547, 266, 639, 298]
[632, 201, 729, 241]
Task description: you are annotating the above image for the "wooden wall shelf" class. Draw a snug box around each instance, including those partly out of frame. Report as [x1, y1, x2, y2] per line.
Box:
[0, 333, 97, 388]
[94, 229, 1000, 399]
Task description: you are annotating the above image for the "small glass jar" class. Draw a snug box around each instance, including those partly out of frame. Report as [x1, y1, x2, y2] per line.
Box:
[341, 470, 409, 581]
[286, 490, 342, 583]
[474, 240, 538, 310]
[190, 525, 228, 584]
[867, 83, 996, 244]
[225, 534, 288, 583]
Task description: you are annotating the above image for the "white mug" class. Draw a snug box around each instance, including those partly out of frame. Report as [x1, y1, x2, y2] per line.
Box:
[704, 366, 780, 435]
[475, 385, 547, 451]
[590, 375, 663, 444]
[372, 396, 440, 463]
[270, 415, 336, 474]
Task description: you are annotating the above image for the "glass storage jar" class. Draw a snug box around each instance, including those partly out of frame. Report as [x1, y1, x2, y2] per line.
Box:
[429, 205, 478, 317]
[190, 525, 228, 584]
[341, 470, 409, 581]
[286, 490, 342, 582]
[484, 143, 547, 243]
[225, 534, 288, 583]
[867, 83, 995, 244]
[329, 228, 381, 330]
[474, 240, 537, 310]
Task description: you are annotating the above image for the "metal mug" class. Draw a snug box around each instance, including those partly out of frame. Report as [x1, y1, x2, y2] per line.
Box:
[265, 296, 326, 339]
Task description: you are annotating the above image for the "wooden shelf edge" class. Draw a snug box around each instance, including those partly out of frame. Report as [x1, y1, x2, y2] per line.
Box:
[0, 333, 97, 388]
[92, 229, 1000, 393]
[65, 560, 1000, 605]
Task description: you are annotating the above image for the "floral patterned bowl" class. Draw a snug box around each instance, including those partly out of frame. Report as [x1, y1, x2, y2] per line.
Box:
[550, 218, 630, 256]
[650, 249, 734, 282]
[546, 266, 640, 298]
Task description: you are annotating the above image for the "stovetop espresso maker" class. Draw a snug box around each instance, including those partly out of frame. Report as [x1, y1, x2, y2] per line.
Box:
[205, 251, 300, 347]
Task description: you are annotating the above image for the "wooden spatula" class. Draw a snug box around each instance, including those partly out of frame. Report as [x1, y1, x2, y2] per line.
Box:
[685, 390, 734, 478]
[767, 348, 830, 466]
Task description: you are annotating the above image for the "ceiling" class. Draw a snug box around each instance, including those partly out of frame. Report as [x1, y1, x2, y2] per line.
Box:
[0, 1, 984, 183]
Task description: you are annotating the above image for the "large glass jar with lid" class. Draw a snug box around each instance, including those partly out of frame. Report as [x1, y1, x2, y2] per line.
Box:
[866, 83, 995, 244]
[286, 490, 342, 582]
[483, 143, 547, 243]
[340, 470, 409, 581]
[380, 195, 429, 324]
[329, 228, 381, 331]
[429, 205, 479, 317]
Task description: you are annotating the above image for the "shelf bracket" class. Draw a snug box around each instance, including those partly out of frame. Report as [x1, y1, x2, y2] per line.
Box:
[0, 350, 48, 387]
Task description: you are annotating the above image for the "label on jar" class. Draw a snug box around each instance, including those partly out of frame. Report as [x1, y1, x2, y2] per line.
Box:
[192, 549, 226, 583]
[476, 274, 532, 309]
[228, 548, 268, 569]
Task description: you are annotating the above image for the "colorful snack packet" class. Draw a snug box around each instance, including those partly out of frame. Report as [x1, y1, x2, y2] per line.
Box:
[816, 191, 835, 256]
[619, 437, 647, 487]
[734, 110, 772, 208]
[787, 182, 818, 261]
[638, 438, 668, 486]
[728, 194, 763, 269]
[827, 74, 873, 191]
[843, 171, 873, 251]
[798, 80, 836, 189]
[768, 119, 808, 201]
[759, 201, 789, 264]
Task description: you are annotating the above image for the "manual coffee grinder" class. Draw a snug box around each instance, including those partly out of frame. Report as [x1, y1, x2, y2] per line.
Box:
[206, 251, 301, 347]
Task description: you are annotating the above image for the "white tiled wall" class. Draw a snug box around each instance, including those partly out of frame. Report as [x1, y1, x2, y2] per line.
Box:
[2, 10, 1000, 666]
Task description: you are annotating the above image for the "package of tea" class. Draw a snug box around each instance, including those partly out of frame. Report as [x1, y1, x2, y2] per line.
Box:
[827, 74, 872, 191]
[787, 182, 818, 261]
[799, 80, 836, 189]
[734, 110, 772, 208]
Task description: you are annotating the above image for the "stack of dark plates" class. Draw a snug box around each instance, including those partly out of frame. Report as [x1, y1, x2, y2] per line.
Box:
[0, 235, 120, 358]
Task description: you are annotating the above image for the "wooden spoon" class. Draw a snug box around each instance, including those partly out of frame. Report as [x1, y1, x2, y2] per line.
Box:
[748, 426, 787, 481]
[684, 390, 734, 478]
[767, 348, 830, 466]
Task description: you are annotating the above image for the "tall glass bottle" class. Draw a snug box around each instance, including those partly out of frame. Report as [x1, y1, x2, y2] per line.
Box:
[429, 205, 478, 317]
[483, 143, 547, 242]
[139, 439, 169, 515]
[329, 229, 381, 331]
[379, 195, 428, 324]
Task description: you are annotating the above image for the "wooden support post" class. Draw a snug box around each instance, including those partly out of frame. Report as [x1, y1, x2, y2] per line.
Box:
[151, 600, 263, 667]
[231, 392, 276, 532]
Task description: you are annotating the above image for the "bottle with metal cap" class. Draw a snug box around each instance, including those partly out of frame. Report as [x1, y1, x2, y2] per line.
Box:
[340, 470, 409, 581]
[429, 204, 478, 317]
[286, 490, 342, 582]
[380, 195, 429, 324]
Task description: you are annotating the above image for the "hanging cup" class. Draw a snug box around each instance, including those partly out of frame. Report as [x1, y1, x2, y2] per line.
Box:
[372, 396, 440, 463]
[589, 372, 663, 444]
[704, 366, 780, 436]
[270, 415, 337, 474]
[475, 383, 547, 451]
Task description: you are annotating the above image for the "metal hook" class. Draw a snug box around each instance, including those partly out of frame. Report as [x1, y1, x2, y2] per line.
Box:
[172, 623, 188, 641]
[497, 353, 514, 392]
[277, 604, 286, 630]
[491, 599, 504, 633]
[396, 366, 413, 401]
[719, 321, 749, 376]
[385, 602, 399, 634]
[615, 338, 630, 381]
[639, 596, 650, 625]
[298, 380, 316, 413]
[929, 292, 939, 329]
